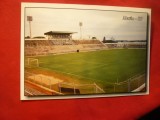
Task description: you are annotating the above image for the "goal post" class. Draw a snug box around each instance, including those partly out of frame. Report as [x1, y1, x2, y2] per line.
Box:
[27, 58, 39, 67]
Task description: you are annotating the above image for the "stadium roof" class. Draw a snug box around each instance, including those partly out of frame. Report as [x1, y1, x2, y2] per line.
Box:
[44, 31, 76, 35]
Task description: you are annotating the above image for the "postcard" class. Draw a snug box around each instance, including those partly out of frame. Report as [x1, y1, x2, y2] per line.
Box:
[21, 3, 151, 100]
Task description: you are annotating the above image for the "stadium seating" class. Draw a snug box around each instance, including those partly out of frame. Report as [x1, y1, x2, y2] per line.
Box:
[25, 39, 146, 56]
[25, 39, 107, 56]
[24, 85, 46, 96]
[105, 43, 146, 49]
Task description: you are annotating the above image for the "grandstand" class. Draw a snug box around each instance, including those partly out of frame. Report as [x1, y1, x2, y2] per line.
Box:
[25, 39, 146, 56]
[25, 40, 107, 56]
[105, 42, 146, 49]
[25, 85, 46, 96]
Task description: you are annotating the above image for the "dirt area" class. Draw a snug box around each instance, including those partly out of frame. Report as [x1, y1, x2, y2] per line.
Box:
[28, 74, 63, 86]
[25, 67, 82, 84]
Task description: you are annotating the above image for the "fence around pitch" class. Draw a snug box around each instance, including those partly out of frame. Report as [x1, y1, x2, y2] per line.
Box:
[25, 71, 146, 94]
[104, 73, 146, 93]
[58, 82, 105, 94]
[113, 74, 146, 93]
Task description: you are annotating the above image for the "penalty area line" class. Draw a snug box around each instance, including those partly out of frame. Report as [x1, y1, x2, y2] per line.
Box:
[37, 66, 114, 85]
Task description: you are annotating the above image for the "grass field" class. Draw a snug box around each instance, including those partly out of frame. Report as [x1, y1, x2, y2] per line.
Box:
[26, 49, 147, 93]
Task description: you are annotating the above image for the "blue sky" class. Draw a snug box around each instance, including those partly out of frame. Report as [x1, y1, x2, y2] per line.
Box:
[25, 8, 148, 41]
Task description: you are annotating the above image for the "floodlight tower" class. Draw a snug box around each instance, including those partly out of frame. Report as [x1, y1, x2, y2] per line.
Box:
[27, 16, 33, 38]
[79, 22, 83, 39]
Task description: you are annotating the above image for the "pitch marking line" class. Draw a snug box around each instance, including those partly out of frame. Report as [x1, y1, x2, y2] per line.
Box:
[38, 66, 114, 85]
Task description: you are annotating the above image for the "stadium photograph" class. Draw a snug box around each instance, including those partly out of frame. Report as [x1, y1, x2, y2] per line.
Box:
[22, 5, 149, 98]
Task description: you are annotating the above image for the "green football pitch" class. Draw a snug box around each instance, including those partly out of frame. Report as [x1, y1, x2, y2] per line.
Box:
[27, 49, 147, 93]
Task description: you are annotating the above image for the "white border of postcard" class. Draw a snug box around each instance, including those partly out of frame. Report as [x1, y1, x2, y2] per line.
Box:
[21, 2, 151, 100]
